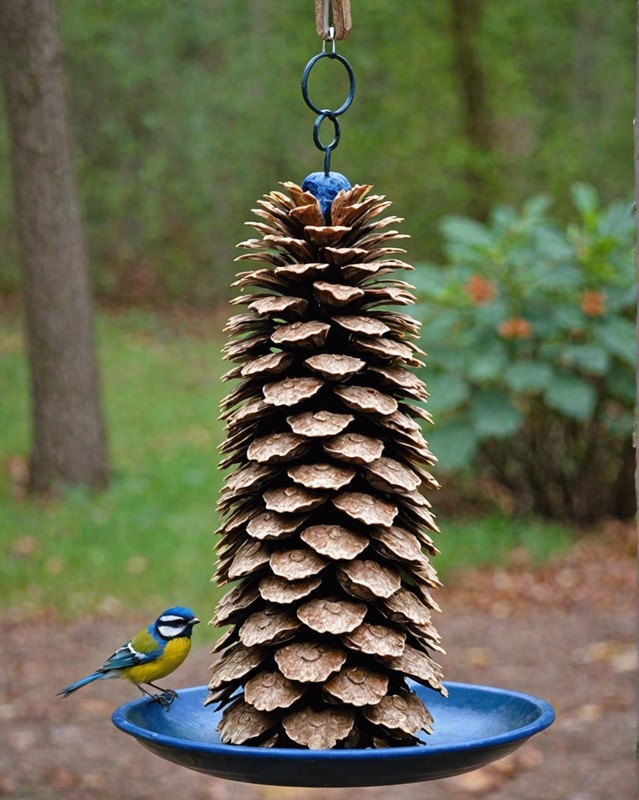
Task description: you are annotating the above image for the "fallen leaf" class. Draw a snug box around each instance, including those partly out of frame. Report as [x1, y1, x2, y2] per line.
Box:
[8, 729, 37, 752]
[43, 766, 79, 791]
[259, 787, 300, 800]
[450, 766, 504, 795]
[574, 703, 603, 722]
[467, 647, 492, 668]
[612, 648, 637, 673]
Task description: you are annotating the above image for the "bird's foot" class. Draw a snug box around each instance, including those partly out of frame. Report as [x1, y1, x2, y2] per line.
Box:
[153, 689, 178, 707]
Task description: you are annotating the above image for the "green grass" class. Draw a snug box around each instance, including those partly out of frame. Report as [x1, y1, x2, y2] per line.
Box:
[1, 311, 228, 618]
[0, 310, 573, 619]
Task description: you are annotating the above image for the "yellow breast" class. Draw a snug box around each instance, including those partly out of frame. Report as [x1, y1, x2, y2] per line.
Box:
[123, 637, 192, 686]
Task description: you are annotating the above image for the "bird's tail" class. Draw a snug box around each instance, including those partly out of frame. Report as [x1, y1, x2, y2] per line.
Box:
[57, 671, 104, 697]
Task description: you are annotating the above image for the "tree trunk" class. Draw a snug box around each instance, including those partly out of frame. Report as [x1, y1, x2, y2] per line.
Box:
[449, 0, 493, 221]
[634, 1, 639, 537]
[0, 0, 109, 493]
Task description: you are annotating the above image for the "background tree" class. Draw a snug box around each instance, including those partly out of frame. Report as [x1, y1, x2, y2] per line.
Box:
[635, 0, 638, 533]
[0, 0, 109, 493]
[449, 0, 493, 221]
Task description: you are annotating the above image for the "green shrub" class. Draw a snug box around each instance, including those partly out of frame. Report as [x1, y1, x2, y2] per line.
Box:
[414, 184, 635, 521]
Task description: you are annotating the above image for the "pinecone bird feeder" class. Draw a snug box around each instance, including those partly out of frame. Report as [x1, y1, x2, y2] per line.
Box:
[113, 2, 555, 781]
[207, 180, 446, 748]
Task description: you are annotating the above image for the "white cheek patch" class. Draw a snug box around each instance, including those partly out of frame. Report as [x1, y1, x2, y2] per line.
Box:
[159, 624, 186, 639]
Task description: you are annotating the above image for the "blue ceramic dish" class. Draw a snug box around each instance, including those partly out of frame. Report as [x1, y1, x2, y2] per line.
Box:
[112, 682, 554, 787]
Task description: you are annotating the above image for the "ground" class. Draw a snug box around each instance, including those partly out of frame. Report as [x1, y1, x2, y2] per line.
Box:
[1, 526, 635, 800]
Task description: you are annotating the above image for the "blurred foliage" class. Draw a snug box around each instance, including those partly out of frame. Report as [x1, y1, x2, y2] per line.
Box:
[0, 1, 634, 302]
[414, 184, 635, 522]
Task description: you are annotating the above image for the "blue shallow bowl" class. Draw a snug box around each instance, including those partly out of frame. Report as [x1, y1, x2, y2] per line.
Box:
[112, 682, 554, 787]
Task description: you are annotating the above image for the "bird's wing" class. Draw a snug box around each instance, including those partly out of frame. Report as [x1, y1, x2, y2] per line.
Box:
[99, 629, 163, 672]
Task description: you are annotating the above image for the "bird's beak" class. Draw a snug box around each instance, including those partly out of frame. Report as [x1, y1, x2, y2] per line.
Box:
[191, 617, 201, 625]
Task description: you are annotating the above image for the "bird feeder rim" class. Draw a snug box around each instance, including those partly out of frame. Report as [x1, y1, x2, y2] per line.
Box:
[112, 681, 554, 786]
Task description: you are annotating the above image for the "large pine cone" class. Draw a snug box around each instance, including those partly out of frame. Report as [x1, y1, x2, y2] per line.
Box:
[207, 182, 445, 749]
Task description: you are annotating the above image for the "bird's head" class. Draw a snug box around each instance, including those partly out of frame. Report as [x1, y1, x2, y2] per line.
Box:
[154, 607, 200, 640]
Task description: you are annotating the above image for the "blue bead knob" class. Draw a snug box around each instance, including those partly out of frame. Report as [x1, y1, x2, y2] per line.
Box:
[302, 171, 352, 223]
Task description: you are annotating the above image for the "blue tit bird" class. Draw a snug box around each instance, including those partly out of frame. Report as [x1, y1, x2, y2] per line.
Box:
[58, 606, 200, 706]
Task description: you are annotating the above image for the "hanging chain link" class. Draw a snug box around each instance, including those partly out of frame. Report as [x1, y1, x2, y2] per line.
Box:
[301, 28, 356, 176]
